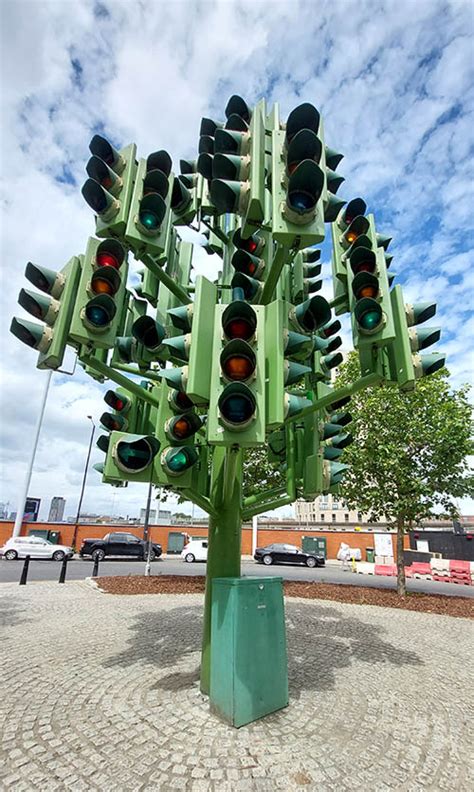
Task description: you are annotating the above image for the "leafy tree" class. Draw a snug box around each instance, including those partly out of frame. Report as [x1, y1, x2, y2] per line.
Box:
[335, 354, 473, 594]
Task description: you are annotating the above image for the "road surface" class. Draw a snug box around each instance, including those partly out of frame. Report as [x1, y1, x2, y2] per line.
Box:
[0, 556, 472, 596]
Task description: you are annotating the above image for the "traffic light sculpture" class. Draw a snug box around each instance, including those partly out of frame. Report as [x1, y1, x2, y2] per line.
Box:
[10, 92, 446, 722]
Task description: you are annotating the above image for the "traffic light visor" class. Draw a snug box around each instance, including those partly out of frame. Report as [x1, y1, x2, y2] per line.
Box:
[90, 266, 120, 296]
[82, 179, 115, 215]
[96, 238, 125, 270]
[225, 95, 251, 123]
[10, 317, 46, 349]
[352, 272, 379, 301]
[211, 179, 244, 214]
[287, 129, 322, 174]
[146, 150, 172, 177]
[293, 295, 331, 332]
[286, 103, 320, 143]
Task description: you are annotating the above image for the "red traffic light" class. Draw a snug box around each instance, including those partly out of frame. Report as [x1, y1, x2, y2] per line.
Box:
[222, 301, 257, 342]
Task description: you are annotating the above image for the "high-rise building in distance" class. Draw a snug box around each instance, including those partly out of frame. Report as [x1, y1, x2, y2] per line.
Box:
[48, 497, 66, 522]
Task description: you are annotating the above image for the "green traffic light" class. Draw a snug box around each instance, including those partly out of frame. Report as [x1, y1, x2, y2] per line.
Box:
[354, 298, 383, 333]
[161, 446, 199, 475]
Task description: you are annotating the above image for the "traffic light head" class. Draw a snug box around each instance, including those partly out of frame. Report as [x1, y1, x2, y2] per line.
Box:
[82, 239, 125, 333]
[11, 255, 81, 369]
[132, 315, 166, 351]
[290, 295, 331, 333]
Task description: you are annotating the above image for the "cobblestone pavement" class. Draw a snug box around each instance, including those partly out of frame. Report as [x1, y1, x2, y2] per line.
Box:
[1, 582, 473, 792]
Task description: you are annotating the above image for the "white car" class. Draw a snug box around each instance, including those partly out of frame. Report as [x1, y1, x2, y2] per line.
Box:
[1, 536, 74, 562]
[181, 539, 208, 563]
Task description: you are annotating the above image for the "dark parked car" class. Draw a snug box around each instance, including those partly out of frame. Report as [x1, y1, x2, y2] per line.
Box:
[254, 543, 325, 568]
[80, 532, 162, 562]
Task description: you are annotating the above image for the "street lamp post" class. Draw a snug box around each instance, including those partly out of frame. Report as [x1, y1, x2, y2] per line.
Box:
[72, 416, 95, 550]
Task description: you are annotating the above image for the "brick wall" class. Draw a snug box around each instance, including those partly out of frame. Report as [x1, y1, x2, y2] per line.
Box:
[0, 521, 409, 559]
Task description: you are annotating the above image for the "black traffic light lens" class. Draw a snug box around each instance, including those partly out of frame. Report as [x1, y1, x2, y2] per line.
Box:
[219, 385, 256, 427]
[222, 302, 257, 341]
[172, 391, 194, 411]
[116, 437, 159, 473]
[288, 189, 315, 213]
[85, 295, 116, 328]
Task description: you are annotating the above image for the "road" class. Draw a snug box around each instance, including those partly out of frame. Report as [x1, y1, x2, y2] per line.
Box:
[0, 555, 472, 596]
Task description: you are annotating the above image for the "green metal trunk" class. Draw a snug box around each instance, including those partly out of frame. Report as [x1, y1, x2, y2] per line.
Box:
[210, 577, 288, 727]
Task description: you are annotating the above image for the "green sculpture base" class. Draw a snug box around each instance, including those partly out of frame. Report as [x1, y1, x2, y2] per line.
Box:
[209, 576, 288, 727]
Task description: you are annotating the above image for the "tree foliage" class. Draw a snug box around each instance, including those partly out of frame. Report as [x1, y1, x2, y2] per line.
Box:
[335, 354, 473, 524]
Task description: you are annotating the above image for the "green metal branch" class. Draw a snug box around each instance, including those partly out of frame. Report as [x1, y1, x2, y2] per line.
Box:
[200, 217, 229, 245]
[243, 493, 294, 521]
[181, 489, 217, 520]
[142, 254, 190, 304]
[285, 370, 383, 425]
[260, 243, 292, 304]
[222, 446, 244, 503]
[243, 486, 286, 510]
[81, 355, 161, 408]
[112, 362, 164, 383]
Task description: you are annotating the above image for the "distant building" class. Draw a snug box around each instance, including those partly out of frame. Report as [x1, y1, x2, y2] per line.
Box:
[48, 497, 66, 522]
[139, 508, 157, 524]
[0, 502, 8, 520]
[294, 495, 379, 526]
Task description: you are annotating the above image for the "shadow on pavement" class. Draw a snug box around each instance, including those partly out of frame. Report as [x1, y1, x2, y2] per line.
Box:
[0, 600, 33, 629]
[285, 601, 423, 698]
[103, 600, 423, 695]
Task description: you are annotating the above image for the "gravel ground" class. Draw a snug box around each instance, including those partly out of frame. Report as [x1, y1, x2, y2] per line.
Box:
[95, 574, 474, 619]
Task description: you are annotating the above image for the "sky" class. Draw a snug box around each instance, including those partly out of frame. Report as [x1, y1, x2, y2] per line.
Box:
[0, 0, 473, 522]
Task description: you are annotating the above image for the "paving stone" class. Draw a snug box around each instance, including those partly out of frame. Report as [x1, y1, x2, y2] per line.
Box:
[0, 582, 472, 791]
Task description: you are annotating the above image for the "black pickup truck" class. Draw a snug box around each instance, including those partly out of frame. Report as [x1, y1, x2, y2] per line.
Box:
[80, 532, 162, 562]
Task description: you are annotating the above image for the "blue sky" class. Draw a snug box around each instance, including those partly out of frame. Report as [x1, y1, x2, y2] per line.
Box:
[0, 0, 473, 521]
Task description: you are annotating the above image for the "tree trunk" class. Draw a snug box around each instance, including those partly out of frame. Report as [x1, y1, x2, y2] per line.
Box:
[396, 515, 406, 596]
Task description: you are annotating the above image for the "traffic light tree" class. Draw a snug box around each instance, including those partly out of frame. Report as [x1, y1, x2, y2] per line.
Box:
[10, 95, 449, 709]
[334, 353, 473, 595]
